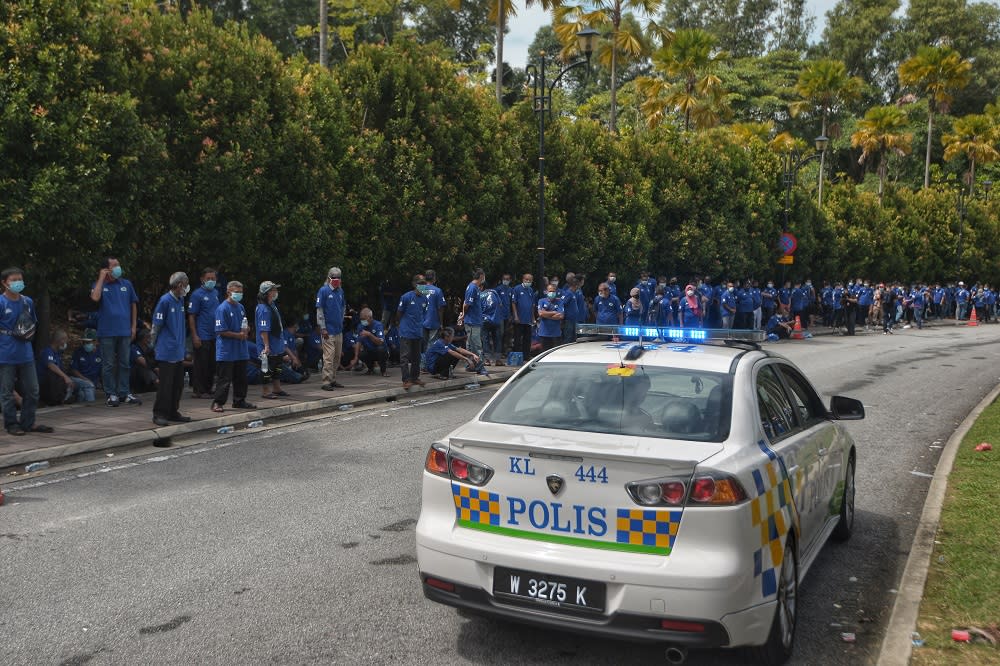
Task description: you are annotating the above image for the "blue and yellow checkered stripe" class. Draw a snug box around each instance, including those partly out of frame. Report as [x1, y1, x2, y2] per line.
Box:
[750, 454, 798, 598]
[615, 509, 682, 553]
[451, 482, 500, 526]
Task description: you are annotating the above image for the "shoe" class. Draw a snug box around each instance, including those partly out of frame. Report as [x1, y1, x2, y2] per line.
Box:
[211, 403, 225, 413]
[124, 394, 142, 405]
[107, 395, 120, 407]
[403, 381, 412, 390]
[330, 381, 345, 388]
[152, 416, 169, 426]
[274, 390, 290, 397]
[233, 401, 257, 409]
[414, 379, 426, 387]
[321, 383, 335, 391]
[7, 427, 25, 436]
[29, 425, 54, 433]
[167, 414, 191, 423]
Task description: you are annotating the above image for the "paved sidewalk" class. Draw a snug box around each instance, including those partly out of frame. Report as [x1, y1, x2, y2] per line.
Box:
[0, 366, 515, 470]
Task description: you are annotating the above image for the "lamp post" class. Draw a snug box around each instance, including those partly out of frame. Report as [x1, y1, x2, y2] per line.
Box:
[780, 135, 829, 280]
[956, 186, 967, 281]
[525, 27, 599, 284]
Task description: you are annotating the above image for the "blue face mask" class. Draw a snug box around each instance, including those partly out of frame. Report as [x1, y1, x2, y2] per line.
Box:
[231, 292, 243, 302]
[204, 280, 216, 290]
[83, 343, 96, 353]
[9, 280, 25, 293]
[111, 266, 123, 279]
[361, 319, 370, 327]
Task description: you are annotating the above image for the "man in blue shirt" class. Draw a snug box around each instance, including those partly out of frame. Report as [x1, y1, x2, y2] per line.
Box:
[38, 329, 95, 405]
[956, 281, 970, 320]
[187, 267, 219, 399]
[594, 282, 622, 325]
[790, 281, 811, 329]
[70, 328, 102, 393]
[316, 267, 346, 391]
[90, 256, 141, 407]
[761, 281, 777, 323]
[537, 286, 565, 351]
[480, 283, 504, 366]
[211, 281, 255, 412]
[347, 307, 388, 376]
[832, 282, 845, 328]
[460, 268, 486, 363]
[421, 269, 446, 369]
[721, 282, 737, 329]
[426, 327, 482, 379]
[734, 280, 755, 329]
[396, 275, 429, 389]
[257, 280, 287, 400]
[560, 274, 582, 343]
[511, 273, 536, 360]
[494, 273, 514, 358]
[151, 272, 191, 427]
[0, 267, 51, 435]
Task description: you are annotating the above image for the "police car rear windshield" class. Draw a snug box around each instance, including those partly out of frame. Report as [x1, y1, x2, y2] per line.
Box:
[481, 363, 732, 442]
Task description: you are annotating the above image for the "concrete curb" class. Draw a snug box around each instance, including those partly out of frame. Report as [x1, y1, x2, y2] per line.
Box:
[0, 373, 510, 469]
[876, 380, 1000, 665]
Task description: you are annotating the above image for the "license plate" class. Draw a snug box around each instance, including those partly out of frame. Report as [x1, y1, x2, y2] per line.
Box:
[492, 566, 606, 613]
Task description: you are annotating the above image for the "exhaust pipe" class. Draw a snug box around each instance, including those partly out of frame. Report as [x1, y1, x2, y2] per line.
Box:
[665, 645, 688, 664]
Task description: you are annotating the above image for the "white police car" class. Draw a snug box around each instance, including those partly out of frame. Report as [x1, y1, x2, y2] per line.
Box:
[416, 325, 863, 664]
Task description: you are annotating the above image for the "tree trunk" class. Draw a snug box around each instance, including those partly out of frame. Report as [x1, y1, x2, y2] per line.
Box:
[495, 1, 504, 105]
[610, 35, 618, 133]
[34, 272, 51, 358]
[319, 0, 328, 67]
[923, 101, 933, 189]
[818, 113, 827, 206]
[877, 154, 886, 205]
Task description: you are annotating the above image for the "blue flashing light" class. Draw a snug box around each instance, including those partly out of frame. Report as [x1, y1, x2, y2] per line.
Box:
[575, 324, 764, 343]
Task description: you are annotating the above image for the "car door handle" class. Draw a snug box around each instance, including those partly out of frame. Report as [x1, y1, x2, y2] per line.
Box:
[818, 448, 828, 457]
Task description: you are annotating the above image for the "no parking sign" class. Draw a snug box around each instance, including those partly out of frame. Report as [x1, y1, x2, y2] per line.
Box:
[778, 232, 798, 256]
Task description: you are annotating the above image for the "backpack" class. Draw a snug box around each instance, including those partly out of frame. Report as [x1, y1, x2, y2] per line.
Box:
[8, 299, 36, 341]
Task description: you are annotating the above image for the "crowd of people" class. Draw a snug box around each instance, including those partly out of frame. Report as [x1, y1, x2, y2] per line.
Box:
[1, 259, 993, 438]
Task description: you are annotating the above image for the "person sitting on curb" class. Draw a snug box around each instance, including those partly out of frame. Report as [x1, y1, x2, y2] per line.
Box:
[129, 329, 158, 394]
[348, 307, 388, 376]
[70, 328, 102, 396]
[38, 328, 95, 404]
[426, 327, 483, 380]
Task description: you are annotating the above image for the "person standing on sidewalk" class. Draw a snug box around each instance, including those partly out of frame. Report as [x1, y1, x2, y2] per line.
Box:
[396, 275, 428, 390]
[0, 268, 52, 436]
[511, 274, 536, 361]
[459, 268, 485, 363]
[211, 282, 255, 412]
[257, 281, 287, 400]
[316, 267, 346, 391]
[151, 272, 191, 426]
[90, 257, 142, 407]
[187, 267, 219, 399]
[421, 269, 446, 369]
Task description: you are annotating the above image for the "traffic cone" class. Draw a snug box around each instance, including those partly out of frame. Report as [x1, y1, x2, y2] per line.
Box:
[0, 486, 5, 506]
[791, 316, 804, 340]
[968, 307, 979, 326]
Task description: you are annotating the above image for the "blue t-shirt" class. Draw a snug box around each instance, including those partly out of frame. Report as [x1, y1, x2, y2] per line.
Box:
[71, 347, 102, 383]
[153, 292, 187, 363]
[512, 284, 536, 323]
[481, 288, 503, 325]
[594, 295, 622, 325]
[766, 315, 788, 335]
[215, 300, 249, 362]
[791, 288, 809, 311]
[315, 284, 345, 335]
[188, 285, 220, 340]
[425, 338, 456, 369]
[93, 278, 138, 338]
[0, 294, 36, 365]
[256, 302, 285, 354]
[463, 281, 483, 326]
[762, 287, 777, 308]
[721, 290, 737, 313]
[37, 345, 64, 379]
[560, 287, 580, 321]
[537, 298, 564, 338]
[494, 284, 513, 321]
[397, 290, 427, 340]
[623, 298, 643, 325]
[356, 320, 386, 351]
[736, 288, 754, 313]
[422, 285, 446, 329]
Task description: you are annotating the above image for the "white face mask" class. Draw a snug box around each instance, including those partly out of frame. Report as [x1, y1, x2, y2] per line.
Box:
[183, 284, 191, 296]
[686, 290, 694, 296]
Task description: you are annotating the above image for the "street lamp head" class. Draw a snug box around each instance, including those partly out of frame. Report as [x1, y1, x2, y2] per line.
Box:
[576, 27, 600, 59]
[984, 180, 993, 193]
[814, 135, 829, 152]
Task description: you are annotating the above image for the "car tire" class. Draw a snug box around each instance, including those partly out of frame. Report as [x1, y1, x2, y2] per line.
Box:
[747, 536, 797, 666]
[831, 456, 855, 542]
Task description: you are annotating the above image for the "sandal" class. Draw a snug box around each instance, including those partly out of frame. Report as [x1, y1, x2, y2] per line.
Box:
[211, 403, 225, 413]
[262, 393, 280, 399]
[274, 390, 290, 397]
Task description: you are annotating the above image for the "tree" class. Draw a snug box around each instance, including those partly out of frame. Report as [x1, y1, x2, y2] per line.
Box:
[942, 113, 1000, 197]
[791, 58, 863, 205]
[850, 105, 912, 204]
[820, 0, 899, 88]
[555, 0, 666, 133]
[898, 45, 972, 189]
[411, 0, 495, 68]
[636, 28, 728, 130]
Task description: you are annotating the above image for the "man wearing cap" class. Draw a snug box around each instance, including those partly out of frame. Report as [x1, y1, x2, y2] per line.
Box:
[70, 328, 102, 395]
[956, 281, 970, 320]
[257, 280, 288, 399]
[212, 281, 255, 413]
[151, 272, 191, 427]
[459, 268, 485, 363]
[396, 275, 429, 389]
[316, 267, 346, 391]
[187, 267, 220, 398]
[89, 257, 141, 407]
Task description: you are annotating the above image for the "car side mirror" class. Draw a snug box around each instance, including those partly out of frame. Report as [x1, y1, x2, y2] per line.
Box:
[829, 396, 865, 420]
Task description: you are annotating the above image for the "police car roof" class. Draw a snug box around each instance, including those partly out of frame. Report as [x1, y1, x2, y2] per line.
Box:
[536, 340, 755, 374]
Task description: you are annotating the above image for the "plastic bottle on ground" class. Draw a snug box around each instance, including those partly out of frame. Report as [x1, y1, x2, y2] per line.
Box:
[25, 461, 51, 472]
[217, 426, 235, 434]
[338, 404, 353, 411]
[247, 420, 264, 428]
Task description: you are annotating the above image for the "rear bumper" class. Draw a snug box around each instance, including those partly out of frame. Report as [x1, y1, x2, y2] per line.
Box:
[421, 574, 732, 647]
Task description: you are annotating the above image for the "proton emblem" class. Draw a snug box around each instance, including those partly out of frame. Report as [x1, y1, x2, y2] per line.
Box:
[546, 474, 564, 496]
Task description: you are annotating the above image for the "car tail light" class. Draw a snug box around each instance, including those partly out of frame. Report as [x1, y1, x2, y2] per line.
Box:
[661, 619, 706, 632]
[626, 478, 688, 507]
[688, 473, 747, 505]
[424, 576, 456, 593]
[627, 472, 748, 507]
[424, 444, 494, 487]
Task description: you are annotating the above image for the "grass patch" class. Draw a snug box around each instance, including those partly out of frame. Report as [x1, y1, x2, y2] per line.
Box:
[912, 396, 1000, 665]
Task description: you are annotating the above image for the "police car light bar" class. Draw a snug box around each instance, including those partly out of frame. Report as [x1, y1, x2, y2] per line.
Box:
[575, 324, 766, 343]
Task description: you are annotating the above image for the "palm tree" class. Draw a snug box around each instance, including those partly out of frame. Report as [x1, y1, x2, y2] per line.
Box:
[898, 45, 973, 189]
[942, 113, 1000, 196]
[790, 59, 862, 206]
[554, 0, 667, 133]
[850, 105, 912, 205]
[635, 28, 728, 131]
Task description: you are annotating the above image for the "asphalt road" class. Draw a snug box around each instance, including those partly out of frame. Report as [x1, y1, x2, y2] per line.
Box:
[3, 324, 999, 666]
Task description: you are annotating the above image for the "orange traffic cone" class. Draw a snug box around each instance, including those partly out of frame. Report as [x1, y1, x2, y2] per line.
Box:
[791, 316, 804, 339]
[968, 307, 979, 326]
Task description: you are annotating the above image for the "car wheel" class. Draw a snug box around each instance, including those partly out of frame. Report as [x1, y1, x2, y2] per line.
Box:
[748, 536, 797, 666]
[831, 456, 855, 542]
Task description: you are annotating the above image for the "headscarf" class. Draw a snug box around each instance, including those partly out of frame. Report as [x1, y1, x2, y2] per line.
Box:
[685, 284, 701, 316]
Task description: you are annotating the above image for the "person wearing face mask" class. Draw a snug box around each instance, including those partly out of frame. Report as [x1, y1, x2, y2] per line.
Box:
[149, 272, 191, 427]
[396, 275, 429, 389]
[316, 267, 347, 391]
[420, 269, 446, 369]
[494, 273, 514, 356]
[70, 328, 102, 395]
[187, 267, 220, 399]
[0, 267, 52, 435]
[721, 282, 737, 329]
[623, 287, 644, 326]
[606, 272, 619, 300]
[679, 284, 703, 328]
[511, 274, 536, 362]
[537, 286, 565, 351]
[761, 280, 777, 324]
[37, 329, 83, 405]
[347, 307, 388, 376]
[594, 282, 623, 325]
[90, 256, 141, 408]
[211, 281, 255, 413]
[257, 280, 288, 400]
[459, 268, 486, 363]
